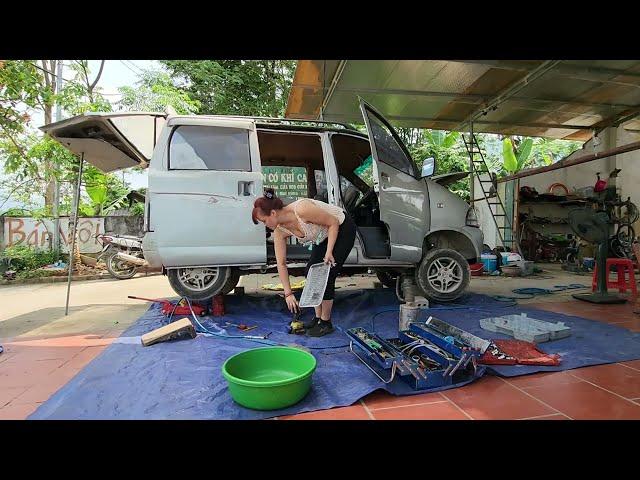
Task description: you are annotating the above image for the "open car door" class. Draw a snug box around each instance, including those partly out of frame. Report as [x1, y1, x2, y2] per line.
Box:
[40, 112, 167, 172]
[359, 100, 429, 263]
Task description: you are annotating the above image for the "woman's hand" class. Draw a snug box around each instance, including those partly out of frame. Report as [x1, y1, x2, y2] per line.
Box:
[323, 251, 336, 267]
[285, 293, 300, 313]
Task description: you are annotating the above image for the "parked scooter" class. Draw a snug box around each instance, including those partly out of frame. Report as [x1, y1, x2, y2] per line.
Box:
[96, 233, 147, 280]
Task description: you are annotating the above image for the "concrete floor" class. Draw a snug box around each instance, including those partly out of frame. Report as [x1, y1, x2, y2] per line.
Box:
[1, 264, 640, 420]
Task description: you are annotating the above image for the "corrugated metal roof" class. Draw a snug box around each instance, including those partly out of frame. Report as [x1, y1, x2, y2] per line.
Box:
[285, 60, 640, 140]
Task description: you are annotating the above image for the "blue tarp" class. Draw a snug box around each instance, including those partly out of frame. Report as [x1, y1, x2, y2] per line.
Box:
[30, 289, 640, 420]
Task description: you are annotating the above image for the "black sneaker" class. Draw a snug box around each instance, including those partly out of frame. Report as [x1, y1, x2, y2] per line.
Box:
[306, 320, 334, 337]
[303, 316, 321, 330]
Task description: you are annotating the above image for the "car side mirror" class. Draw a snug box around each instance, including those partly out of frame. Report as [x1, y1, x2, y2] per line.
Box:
[421, 157, 435, 178]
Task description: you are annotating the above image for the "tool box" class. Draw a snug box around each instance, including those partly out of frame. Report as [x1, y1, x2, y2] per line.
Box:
[346, 316, 486, 391]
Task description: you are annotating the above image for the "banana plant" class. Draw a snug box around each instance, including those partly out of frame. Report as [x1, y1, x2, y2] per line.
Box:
[81, 168, 130, 216]
[502, 137, 534, 173]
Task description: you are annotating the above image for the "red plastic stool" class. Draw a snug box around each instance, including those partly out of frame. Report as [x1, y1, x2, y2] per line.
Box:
[592, 258, 638, 294]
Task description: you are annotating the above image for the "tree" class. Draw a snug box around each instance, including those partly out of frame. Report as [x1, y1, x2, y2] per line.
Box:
[410, 130, 471, 200]
[160, 60, 297, 116]
[117, 70, 201, 114]
[0, 60, 110, 214]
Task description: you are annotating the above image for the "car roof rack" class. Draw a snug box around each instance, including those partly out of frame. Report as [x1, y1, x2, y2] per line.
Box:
[220, 115, 358, 131]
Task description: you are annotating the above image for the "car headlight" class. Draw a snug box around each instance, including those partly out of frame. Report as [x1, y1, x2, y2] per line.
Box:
[466, 207, 480, 227]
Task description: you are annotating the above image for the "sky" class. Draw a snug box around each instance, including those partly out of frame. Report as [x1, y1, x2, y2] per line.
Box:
[1, 60, 163, 212]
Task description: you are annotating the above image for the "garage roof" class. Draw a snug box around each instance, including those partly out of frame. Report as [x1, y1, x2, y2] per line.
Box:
[285, 60, 640, 141]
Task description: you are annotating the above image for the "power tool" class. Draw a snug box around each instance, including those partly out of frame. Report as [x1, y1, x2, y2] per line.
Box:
[287, 311, 306, 335]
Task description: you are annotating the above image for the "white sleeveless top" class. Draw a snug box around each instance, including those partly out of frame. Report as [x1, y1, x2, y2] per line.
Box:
[277, 198, 346, 250]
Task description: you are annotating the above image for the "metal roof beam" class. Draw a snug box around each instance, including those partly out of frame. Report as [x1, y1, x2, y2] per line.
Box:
[340, 87, 635, 110]
[450, 59, 640, 79]
[319, 60, 347, 120]
[325, 113, 590, 131]
[449, 60, 640, 87]
[499, 140, 640, 183]
[455, 60, 562, 132]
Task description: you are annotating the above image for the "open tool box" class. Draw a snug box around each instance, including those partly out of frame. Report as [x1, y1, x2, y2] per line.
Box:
[346, 316, 489, 391]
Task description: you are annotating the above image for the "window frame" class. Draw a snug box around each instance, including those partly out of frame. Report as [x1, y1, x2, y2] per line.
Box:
[167, 125, 252, 172]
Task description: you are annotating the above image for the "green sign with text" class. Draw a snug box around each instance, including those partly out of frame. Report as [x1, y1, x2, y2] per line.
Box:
[262, 167, 308, 199]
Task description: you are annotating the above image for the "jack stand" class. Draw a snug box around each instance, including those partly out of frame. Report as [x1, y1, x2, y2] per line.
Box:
[397, 274, 429, 331]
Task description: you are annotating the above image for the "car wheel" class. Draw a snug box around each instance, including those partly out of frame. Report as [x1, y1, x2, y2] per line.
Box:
[167, 266, 231, 300]
[220, 268, 241, 295]
[415, 248, 470, 303]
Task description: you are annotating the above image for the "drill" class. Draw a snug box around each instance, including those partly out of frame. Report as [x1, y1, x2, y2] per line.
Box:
[287, 311, 306, 335]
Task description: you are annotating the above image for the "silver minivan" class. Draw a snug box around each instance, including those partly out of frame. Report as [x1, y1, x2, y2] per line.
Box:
[43, 100, 483, 302]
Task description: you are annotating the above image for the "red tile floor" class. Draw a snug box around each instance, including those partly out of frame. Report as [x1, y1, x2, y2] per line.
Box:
[2, 299, 640, 420]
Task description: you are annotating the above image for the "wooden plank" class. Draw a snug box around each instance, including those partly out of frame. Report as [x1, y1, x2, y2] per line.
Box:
[141, 318, 196, 347]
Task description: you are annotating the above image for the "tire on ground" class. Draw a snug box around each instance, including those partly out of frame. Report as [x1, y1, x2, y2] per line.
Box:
[415, 248, 470, 303]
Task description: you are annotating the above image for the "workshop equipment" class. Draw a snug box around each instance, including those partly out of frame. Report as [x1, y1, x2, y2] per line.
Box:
[212, 294, 225, 316]
[141, 317, 197, 347]
[223, 321, 258, 332]
[480, 339, 561, 366]
[299, 262, 331, 308]
[480, 313, 571, 343]
[568, 208, 626, 304]
[346, 316, 485, 391]
[222, 346, 317, 410]
[287, 311, 306, 335]
[128, 295, 208, 317]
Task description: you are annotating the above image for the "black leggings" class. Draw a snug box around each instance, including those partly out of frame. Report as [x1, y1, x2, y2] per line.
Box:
[305, 214, 357, 301]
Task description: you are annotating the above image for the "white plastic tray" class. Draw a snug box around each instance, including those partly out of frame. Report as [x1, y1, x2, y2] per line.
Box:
[299, 262, 331, 307]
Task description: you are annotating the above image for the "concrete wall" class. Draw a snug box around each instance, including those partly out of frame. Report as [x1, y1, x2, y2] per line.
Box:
[476, 126, 640, 249]
[104, 216, 144, 237]
[1, 215, 144, 253]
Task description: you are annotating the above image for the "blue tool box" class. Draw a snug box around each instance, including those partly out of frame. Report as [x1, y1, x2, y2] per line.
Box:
[346, 316, 487, 391]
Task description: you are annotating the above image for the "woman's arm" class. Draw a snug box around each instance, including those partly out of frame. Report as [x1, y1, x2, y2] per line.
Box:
[296, 200, 340, 264]
[273, 228, 292, 293]
[274, 229, 299, 313]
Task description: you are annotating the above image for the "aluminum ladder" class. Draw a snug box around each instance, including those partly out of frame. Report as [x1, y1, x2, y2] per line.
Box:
[462, 133, 523, 257]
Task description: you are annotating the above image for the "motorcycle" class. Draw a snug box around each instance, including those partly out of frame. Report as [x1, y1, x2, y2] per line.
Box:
[96, 233, 147, 280]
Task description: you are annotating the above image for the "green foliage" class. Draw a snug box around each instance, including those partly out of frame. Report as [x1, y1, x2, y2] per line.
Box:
[516, 138, 533, 171]
[118, 70, 201, 114]
[409, 129, 470, 201]
[3, 245, 58, 271]
[160, 60, 297, 116]
[80, 166, 131, 216]
[502, 138, 518, 173]
[130, 202, 145, 216]
[58, 61, 111, 115]
[16, 269, 60, 280]
[0, 60, 43, 135]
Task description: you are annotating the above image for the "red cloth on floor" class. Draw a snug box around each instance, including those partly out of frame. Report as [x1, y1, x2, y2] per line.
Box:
[480, 339, 561, 366]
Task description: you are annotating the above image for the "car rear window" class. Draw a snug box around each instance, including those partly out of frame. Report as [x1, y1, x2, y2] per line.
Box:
[169, 125, 251, 171]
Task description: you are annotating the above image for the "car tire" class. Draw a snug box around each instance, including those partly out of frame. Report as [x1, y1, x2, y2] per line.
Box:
[167, 266, 232, 300]
[415, 248, 470, 303]
[220, 268, 241, 295]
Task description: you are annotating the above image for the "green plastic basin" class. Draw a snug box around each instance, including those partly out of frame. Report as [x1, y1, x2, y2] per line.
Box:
[222, 346, 317, 411]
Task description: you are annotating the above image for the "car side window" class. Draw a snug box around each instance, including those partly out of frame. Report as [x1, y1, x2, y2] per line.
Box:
[365, 111, 415, 177]
[169, 125, 251, 171]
